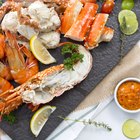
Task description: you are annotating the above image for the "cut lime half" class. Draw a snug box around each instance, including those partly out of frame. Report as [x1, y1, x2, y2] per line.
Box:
[118, 10, 138, 35]
[122, 119, 140, 139]
[30, 105, 56, 137]
[118, 10, 137, 24]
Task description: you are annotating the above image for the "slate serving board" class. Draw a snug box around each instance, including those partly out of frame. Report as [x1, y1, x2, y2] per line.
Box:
[0, 1, 140, 140]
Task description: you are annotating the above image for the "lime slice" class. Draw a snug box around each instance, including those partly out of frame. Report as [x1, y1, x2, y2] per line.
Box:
[30, 105, 56, 137]
[122, 119, 140, 139]
[120, 18, 138, 35]
[122, 0, 134, 10]
[30, 35, 56, 64]
[118, 10, 137, 24]
[118, 10, 138, 35]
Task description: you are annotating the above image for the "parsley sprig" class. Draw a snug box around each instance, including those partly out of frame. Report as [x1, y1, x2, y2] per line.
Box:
[61, 43, 84, 70]
[2, 112, 16, 125]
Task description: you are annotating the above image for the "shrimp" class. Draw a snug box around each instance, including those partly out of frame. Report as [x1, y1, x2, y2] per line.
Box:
[0, 34, 5, 59]
[0, 61, 13, 80]
[5, 30, 39, 84]
[0, 77, 13, 94]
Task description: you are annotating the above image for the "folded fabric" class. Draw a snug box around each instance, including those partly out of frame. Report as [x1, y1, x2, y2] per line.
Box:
[75, 41, 140, 111]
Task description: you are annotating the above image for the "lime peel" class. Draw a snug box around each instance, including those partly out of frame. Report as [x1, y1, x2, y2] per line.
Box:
[122, 0, 134, 10]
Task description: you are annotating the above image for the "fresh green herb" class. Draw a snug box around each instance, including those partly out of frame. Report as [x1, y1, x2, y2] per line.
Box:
[3, 112, 16, 125]
[58, 116, 112, 132]
[64, 53, 84, 70]
[61, 44, 78, 55]
[61, 43, 84, 70]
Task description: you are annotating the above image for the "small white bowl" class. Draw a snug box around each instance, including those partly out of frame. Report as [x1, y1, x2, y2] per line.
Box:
[114, 77, 140, 113]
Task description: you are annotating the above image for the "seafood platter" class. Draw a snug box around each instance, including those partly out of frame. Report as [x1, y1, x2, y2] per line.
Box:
[0, 0, 140, 139]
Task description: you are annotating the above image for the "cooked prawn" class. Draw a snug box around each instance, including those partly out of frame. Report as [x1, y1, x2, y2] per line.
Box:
[0, 77, 13, 94]
[0, 34, 5, 59]
[5, 30, 39, 84]
[0, 61, 13, 80]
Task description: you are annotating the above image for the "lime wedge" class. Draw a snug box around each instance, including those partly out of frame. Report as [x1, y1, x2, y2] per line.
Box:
[118, 10, 138, 35]
[122, 119, 140, 139]
[122, 0, 134, 10]
[30, 105, 56, 137]
[30, 35, 56, 64]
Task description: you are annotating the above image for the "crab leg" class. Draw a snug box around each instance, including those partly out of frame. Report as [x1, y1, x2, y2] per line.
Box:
[65, 3, 98, 41]
[61, 0, 83, 34]
[80, 0, 96, 4]
[100, 26, 114, 43]
[85, 13, 109, 49]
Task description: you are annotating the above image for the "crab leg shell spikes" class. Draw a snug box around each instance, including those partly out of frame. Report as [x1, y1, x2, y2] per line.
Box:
[85, 13, 109, 49]
[65, 3, 98, 41]
[61, 0, 83, 34]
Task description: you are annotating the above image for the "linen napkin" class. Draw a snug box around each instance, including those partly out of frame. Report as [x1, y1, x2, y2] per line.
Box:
[75, 41, 140, 111]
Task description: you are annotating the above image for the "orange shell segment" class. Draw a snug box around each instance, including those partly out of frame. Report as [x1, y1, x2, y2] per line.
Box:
[61, 0, 83, 34]
[65, 3, 99, 41]
[85, 13, 109, 49]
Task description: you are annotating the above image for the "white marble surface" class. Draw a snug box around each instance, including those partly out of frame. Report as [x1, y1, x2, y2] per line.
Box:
[77, 101, 140, 140]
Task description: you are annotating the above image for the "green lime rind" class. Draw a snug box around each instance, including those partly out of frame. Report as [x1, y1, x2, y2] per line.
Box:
[122, 119, 140, 139]
[118, 10, 139, 35]
[122, 0, 134, 10]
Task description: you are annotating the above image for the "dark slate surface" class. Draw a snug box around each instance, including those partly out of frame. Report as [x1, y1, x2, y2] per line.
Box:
[1, 1, 140, 140]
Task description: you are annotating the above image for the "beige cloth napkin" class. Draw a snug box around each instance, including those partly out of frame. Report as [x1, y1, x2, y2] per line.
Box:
[75, 41, 140, 111]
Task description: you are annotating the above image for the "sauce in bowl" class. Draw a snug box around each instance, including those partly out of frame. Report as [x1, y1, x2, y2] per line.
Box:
[117, 81, 140, 110]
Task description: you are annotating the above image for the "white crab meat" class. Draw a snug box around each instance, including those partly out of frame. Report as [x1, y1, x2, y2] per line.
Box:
[1, 11, 18, 32]
[21, 45, 92, 105]
[1, 11, 38, 40]
[39, 31, 60, 49]
[1, 1, 61, 48]
[27, 1, 61, 32]
[17, 25, 38, 40]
